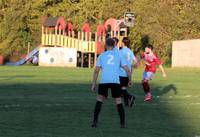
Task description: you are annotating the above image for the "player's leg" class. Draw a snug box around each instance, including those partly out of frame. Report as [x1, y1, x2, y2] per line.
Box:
[111, 84, 125, 128]
[121, 86, 129, 106]
[115, 97, 125, 128]
[142, 72, 153, 101]
[91, 84, 107, 127]
[128, 94, 136, 107]
[120, 77, 129, 106]
[120, 77, 135, 107]
[125, 76, 136, 107]
[142, 79, 152, 101]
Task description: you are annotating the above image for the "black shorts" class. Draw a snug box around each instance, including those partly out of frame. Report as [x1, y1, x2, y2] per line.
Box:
[98, 83, 121, 98]
[119, 76, 129, 87]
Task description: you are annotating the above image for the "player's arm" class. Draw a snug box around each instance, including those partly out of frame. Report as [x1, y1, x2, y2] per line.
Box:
[91, 55, 102, 92]
[155, 56, 167, 78]
[159, 64, 167, 78]
[91, 66, 101, 91]
[133, 56, 138, 68]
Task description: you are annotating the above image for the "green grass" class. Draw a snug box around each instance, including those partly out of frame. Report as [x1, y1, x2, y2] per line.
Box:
[0, 66, 200, 137]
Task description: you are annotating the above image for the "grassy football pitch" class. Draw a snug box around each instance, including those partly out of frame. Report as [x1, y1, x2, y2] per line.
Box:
[0, 66, 200, 137]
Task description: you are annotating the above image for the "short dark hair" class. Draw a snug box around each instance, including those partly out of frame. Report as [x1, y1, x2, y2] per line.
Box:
[106, 38, 115, 47]
[122, 37, 131, 47]
[145, 44, 154, 50]
[112, 37, 119, 44]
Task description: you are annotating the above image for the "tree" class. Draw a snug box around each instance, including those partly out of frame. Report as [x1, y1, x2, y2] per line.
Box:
[0, 0, 200, 64]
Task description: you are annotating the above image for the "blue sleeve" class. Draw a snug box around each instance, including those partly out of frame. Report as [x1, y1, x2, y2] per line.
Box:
[96, 55, 102, 67]
[131, 52, 135, 61]
[120, 54, 127, 67]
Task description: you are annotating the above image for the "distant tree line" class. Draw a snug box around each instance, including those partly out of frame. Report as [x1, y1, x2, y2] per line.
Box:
[0, 0, 200, 64]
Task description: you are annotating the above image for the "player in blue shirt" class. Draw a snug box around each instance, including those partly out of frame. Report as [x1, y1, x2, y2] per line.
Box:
[119, 37, 138, 107]
[91, 38, 132, 128]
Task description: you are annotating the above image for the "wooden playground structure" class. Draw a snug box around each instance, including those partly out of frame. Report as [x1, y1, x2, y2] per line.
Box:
[41, 16, 128, 68]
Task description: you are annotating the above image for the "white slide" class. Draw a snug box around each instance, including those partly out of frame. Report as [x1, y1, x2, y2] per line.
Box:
[6, 47, 39, 66]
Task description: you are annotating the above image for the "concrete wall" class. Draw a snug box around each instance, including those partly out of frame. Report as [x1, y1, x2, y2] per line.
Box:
[39, 47, 77, 67]
[172, 39, 200, 67]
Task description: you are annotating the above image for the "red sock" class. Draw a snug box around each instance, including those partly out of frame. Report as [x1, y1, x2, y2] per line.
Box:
[142, 80, 150, 94]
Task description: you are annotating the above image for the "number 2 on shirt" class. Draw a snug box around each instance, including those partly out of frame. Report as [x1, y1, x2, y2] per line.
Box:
[107, 55, 114, 65]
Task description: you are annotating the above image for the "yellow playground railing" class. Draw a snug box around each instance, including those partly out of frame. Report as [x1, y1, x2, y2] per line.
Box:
[41, 34, 96, 53]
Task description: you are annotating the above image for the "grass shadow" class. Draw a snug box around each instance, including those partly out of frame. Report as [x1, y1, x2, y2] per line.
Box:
[0, 82, 198, 137]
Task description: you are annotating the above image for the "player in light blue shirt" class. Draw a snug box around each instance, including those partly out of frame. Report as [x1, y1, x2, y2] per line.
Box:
[119, 37, 138, 107]
[96, 50, 124, 84]
[91, 38, 132, 128]
[119, 46, 136, 77]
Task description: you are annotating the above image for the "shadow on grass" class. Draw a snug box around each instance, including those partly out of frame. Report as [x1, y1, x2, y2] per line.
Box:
[0, 83, 198, 137]
[154, 84, 177, 95]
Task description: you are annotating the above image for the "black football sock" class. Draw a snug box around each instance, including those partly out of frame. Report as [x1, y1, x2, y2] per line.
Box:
[117, 103, 125, 125]
[93, 101, 102, 123]
[121, 89, 129, 105]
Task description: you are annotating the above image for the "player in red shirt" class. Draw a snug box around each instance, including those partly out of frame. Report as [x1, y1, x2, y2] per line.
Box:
[140, 44, 167, 101]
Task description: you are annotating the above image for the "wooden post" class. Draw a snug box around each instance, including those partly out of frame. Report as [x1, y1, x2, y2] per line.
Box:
[81, 31, 84, 41]
[89, 32, 92, 52]
[72, 31, 75, 49]
[72, 37, 74, 48]
[80, 31, 85, 67]
[88, 32, 92, 68]
[88, 53, 91, 68]
[27, 42, 30, 54]
[64, 36, 67, 47]
[52, 33, 55, 46]
[89, 32, 92, 41]
[69, 37, 72, 48]
[78, 31, 81, 40]
[48, 29, 51, 45]
[55, 26, 57, 47]
[41, 26, 44, 45]
[72, 31, 75, 38]
[61, 35, 64, 47]
[81, 52, 84, 67]
[59, 27, 61, 35]
[94, 32, 97, 68]
[95, 32, 98, 42]
[67, 37, 70, 48]
[45, 28, 48, 45]
[68, 31, 71, 37]
[77, 31, 80, 51]
[85, 32, 88, 41]
[94, 53, 97, 68]
[58, 28, 61, 46]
